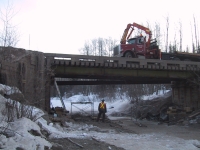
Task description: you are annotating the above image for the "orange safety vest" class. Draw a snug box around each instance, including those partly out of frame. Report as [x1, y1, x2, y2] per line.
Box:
[100, 102, 105, 109]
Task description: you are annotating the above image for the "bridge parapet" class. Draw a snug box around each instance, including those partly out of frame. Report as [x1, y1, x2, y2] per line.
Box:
[44, 53, 200, 71]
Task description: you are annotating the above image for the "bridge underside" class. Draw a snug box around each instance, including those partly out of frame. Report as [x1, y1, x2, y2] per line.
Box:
[55, 80, 171, 85]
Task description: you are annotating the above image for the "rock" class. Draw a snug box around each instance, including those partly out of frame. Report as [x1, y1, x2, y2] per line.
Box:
[28, 129, 41, 136]
[182, 120, 189, 126]
[0, 143, 6, 149]
[9, 93, 26, 103]
[196, 115, 200, 124]
[16, 147, 25, 150]
[193, 143, 200, 148]
[189, 119, 197, 124]
[0, 130, 15, 138]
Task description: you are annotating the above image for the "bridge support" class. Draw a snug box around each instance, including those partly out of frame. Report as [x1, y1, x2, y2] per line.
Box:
[171, 81, 200, 110]
[45, 56, 55, 112]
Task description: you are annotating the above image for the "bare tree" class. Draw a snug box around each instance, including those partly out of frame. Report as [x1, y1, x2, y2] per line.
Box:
[179, 20, 182, 52]
[91, 39, 97, 56]
[186, 45, 189, 52]
[153, 22, 161, 47]
[104, 37, 117, 57]
[81, 37, 117, 57]
[169, 42, 172, 53]
[173, 30, 177, 52]
[146, 21, 151, 29]
[198, 26, 200, 52]
[0, 0, 19, 47]
[79, 40, 93, 55]
[97, 38, 105, 56]
[190, 22, 195, 53]
[193, 15, 198, 53]
[104, 38, 109, 56]
[82, 41, 91, 55]
[164, 15, 169, 52]
[109, 37, 117, 57]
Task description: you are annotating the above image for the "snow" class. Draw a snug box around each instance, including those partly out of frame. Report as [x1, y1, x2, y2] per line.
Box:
[0, 84, 199, 150]
[142, 90, 170, 100]
[0, 84, 21, 95]
[0, 94, 50, 150]
[93, 133, 200, 150]
[0, 117, 51, 150]
[51, 95, 133, 115]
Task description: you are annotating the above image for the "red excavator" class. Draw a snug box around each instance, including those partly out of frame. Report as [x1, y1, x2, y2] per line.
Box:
[114, 22, 200, 62]
[114, 22, 161, 59]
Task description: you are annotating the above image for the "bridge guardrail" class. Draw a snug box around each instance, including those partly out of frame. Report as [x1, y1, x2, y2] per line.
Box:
[44, 53, 200, 71]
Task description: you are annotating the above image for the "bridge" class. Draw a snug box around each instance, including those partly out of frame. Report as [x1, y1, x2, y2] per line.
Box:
[0, 47, 199, 112]
[43, 53, 200, 111]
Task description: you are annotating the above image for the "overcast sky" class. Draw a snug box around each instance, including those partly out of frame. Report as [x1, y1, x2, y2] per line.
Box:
[0, 0, 199, 54]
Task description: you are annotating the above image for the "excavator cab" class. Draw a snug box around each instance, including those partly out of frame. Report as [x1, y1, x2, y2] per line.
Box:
[139, 36, 145, 44]
[127, 36, 145, 44]
[127, 38, 136, 44]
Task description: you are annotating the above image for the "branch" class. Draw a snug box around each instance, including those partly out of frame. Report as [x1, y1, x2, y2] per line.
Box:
[67, 137, 84, 148]
[0, 126, 24, 137]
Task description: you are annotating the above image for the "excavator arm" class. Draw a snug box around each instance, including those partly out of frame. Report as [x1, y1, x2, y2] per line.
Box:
[120, 22, 152, 47]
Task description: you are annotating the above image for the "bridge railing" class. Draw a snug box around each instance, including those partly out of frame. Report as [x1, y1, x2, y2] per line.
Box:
[44, 53, 200, 71]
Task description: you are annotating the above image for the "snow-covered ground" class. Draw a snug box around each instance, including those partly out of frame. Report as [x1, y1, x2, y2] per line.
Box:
[0, 84, 200, 150]
[51, 90, 171, 116]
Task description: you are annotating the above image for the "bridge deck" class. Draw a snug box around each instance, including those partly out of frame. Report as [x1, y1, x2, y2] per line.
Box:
[44, 53, 200, 84]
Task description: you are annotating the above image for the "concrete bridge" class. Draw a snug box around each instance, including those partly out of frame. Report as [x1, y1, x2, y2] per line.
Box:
[0, 47, 200, 112]
[45, 53, 198, 84]
[44, 53, 200, 111]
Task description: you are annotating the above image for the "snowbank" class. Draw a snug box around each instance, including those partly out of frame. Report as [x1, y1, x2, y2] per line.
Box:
[0, 118, 52, 150]
[0, 84, 21, 95]
[0, 86, 51, 150]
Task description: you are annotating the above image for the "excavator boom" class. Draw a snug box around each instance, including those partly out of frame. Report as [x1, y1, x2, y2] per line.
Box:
[120, 22, 152, 48]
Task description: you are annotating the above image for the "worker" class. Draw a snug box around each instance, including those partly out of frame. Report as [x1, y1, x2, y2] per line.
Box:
[96, 99, 107, 122]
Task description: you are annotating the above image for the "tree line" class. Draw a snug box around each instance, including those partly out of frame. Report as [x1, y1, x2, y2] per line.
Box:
[52, 84, 171, 102]
[79, 16, 200, 56]
[79, 37, 118, 57]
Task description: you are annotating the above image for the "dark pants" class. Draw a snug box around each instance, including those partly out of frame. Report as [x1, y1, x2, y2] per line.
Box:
[97, 111, 105, 122]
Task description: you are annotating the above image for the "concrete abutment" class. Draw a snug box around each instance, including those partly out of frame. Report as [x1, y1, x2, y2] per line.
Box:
[171, 81, 200, 110]
[0, 47, 52, 112]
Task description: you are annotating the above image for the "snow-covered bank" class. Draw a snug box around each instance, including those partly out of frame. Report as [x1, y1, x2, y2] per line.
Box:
[0, 94, 51, 150]
[0, 118, 52, 150]
[0, 84, 21, 95]
[0, 86, 200, 150]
